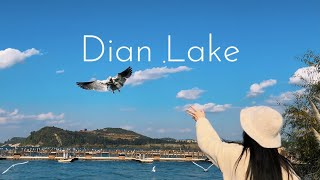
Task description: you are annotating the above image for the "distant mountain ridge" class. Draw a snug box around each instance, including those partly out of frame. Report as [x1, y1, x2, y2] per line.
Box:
[2, 126, 194, 148]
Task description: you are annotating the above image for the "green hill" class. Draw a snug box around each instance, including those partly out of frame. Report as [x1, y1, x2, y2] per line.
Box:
[92, 127, 151, 140]
[19, 126, 177, 147]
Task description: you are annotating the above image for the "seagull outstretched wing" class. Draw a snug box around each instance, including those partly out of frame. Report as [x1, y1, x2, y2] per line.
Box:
[192, 161, 206, 171]
[76, 67, 132, 93]
[112, 67, 132, 88]
[192, 161, 214, 172]
[76, 80, 109, 92]
[2, 161, 29, 174]
[118, 66, 132, 79]
[205, 164, 214, 171]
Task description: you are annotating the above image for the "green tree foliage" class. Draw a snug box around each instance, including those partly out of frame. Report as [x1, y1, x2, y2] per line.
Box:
[283, 50, 320, 179]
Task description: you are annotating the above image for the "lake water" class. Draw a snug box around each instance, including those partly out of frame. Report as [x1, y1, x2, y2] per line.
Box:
[0, 160, 223, 179]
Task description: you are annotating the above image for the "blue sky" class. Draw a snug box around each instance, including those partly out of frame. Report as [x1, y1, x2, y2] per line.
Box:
[0, 0, 319, 142]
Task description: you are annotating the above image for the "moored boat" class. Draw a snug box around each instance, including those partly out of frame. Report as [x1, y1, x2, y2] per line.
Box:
[58, 158, 77, 163]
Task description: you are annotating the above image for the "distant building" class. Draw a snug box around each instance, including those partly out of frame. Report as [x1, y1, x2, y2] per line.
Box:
[176, 139, 197, 143]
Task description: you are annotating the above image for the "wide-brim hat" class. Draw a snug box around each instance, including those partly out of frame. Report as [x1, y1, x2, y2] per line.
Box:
[240, 106, 283, 148]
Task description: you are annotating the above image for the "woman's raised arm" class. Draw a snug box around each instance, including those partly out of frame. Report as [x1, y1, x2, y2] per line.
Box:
[186, 106, 225, 166]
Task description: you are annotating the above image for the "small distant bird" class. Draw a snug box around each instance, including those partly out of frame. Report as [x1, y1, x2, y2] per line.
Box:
[152, 166, 156, 172]
[76, 67, 132, 93]
[192, 161, 214, 172]
[2, 161, 29, 174]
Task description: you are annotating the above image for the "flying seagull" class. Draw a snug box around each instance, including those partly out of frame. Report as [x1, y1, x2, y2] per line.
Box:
[192, 161, 214, 172]
[2, 161, 29, 174]
[76, 67, 132, 93]
[152, 166, 156, 172]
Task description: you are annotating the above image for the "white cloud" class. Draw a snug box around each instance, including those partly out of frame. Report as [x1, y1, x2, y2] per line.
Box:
[176, 102, 231, 113]
[266, 89, 305, 105]
[178, 128, 192, 133]
[157, 128, 167, 133]
[176, 87, 205, 100]
[289, 66, 320, 85]
[0, 108, 5, 114]
[0, 48, 40, 69]
[247, 79, 277, 97]
[56, 69, 64, 74]
[35, 112, 64, 121]
[9, 109, 19, 116]
[0, 108, 64, 124]
[46, 120, 65, 125]
[146, 127, 191, 134]
[126, 66, 192, 86]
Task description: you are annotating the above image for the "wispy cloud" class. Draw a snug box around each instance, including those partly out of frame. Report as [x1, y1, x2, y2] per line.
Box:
[176, 102, 231, 113]
[0, 48, 40, 69]
[0, 108, 64, 124]
[126, 66, 191, 86]
[176, 87, 205, 100]
[46, 119, 65, 125]
[289, 66, 320, 85]
[266, 89, 305, 105]
[157, 128, 167, 133]
[56, 69, 64, 74]
[178, 128, 192, 133]
[247, 79, 277, 97]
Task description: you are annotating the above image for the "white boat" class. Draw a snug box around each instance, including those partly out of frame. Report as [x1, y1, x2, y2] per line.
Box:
[58, 158, 75, 163]
[134, 154, 154, 163]
[137, 159, 153, 163]
[58, 158, 78, 163]
[58, 151, 77, 163]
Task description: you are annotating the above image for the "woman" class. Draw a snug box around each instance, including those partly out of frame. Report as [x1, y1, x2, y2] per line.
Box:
[186, 106, 299, 180]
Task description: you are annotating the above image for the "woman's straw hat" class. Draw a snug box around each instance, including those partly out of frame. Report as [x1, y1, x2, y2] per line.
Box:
[240, 106, 283, 148]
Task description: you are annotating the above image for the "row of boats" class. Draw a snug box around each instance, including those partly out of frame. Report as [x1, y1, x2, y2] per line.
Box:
[57, 151, 153, 163]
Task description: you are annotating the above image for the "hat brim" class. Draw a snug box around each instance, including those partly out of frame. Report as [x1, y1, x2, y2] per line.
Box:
[240, 110, 281, 148]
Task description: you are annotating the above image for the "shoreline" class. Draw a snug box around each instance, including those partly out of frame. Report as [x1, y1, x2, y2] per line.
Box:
[1, 156, 206, 162]
[0, 149, 208, 162]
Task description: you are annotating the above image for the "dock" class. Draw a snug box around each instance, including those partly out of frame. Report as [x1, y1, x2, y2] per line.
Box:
[0, 149, 208, 162]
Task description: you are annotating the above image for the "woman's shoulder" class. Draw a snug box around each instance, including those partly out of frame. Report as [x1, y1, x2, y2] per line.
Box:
[221, 141, 244, 156]
[222, 140, 243, 148]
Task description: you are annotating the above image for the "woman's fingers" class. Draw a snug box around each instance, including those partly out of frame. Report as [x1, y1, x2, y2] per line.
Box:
[186, 110, 194, 117]
[186, 110, 198, 120]
[186, 105, 205, 122]
[186, 108, 196, 115]
[187, 106, 195, 114]
[186, 110, 196, 118]
[190, 106, 197, 112]
[190, 106, 204, 114]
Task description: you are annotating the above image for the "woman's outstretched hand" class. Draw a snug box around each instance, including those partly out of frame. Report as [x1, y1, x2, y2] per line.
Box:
[186, 106, 206, 122]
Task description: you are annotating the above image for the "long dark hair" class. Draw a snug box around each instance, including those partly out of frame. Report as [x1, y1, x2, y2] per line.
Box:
[234, 131, 296, 180]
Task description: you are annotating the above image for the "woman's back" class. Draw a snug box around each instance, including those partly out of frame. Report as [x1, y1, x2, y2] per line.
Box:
[191, 108, 300, 180]
[211, 142, 299, 180]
